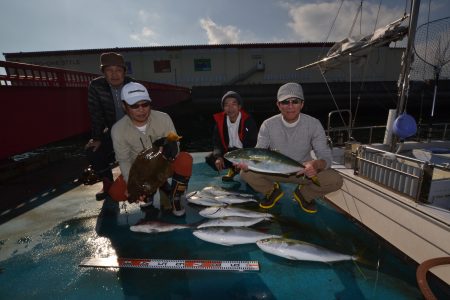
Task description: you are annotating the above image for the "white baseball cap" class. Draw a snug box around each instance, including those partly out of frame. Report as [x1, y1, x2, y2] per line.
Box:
[121, 82, 151, 105]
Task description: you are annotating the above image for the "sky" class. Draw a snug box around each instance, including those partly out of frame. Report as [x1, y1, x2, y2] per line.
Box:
[1, 0, 449, 61]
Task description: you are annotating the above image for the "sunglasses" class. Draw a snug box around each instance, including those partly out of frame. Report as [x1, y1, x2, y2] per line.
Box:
[127, 102, 150, 109]
[279, 99, 301, 105]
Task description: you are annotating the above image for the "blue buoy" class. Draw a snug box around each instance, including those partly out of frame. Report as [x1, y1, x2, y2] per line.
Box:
[393, 113, 417, 139]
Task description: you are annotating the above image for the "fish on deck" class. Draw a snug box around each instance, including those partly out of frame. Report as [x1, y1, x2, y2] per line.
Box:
[127, 132, 181, 202]
[186, 190, 258, 206]
[256, 237, 355, 263]
[199, 206, 273, 219]
[186, 191, 227, 207]
[193, 227, 280, 246]
[130, 220, 191, 233]
[201, 186, 254, 198]
[224, 148, 320, 186]
[197, 216, 270, 229]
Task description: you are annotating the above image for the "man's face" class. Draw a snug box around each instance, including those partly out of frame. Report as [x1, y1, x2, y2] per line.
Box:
[124, 100, 151, 126]
[277, 98, 304, 123]
[223, 97, 241, 120]
[103, 65, 125, 87]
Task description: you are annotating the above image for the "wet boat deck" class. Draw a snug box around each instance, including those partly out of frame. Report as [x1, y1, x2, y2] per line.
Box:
[0, 153, 443, 299]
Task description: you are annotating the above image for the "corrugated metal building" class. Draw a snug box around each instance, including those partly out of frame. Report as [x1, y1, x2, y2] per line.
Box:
[4, 42, 403, 88]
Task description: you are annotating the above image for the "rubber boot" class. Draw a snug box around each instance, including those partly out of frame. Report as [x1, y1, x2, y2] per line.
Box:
[169, 173, 189, 217]
[159, 181, 173, 213]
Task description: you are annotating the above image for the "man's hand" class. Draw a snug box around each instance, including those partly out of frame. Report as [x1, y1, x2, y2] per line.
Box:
[296, 160, 322, 186]
[299, 161, 318, 178]
[215, 157, 225, 171]
[85, 139, 101, 152]
[234, 162, 249, 172]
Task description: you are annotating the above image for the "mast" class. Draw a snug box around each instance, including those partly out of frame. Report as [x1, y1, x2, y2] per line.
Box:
[391, 0, 421, 151]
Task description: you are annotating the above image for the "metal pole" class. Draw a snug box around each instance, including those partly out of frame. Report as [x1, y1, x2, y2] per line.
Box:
[391, 0, 421, 151]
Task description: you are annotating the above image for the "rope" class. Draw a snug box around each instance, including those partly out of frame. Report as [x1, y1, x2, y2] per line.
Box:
[416, 256, 450, 300]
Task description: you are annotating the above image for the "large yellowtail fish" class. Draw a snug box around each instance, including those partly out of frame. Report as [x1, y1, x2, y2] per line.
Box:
[197, 216, 270, 229]
[199, 206, 273, 219]
[224, 148, 320, 186]
[193, 227, 280, 246]
[256, 237, 355, 263]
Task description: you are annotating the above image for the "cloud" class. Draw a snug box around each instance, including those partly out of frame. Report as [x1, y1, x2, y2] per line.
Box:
[129, 9, 160, 46]
[286, 1, 404, 42]
[130, 26, 156, 44]
[199, 17, 241, 44]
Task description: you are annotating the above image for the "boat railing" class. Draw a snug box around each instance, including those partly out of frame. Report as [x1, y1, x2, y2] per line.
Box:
[327, 122, 450, 146]
[352, 145, 449, 205]
[0, 60, 98, 87]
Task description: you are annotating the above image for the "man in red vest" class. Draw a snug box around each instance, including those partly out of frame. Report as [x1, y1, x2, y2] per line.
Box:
[205, 91, 258, 181]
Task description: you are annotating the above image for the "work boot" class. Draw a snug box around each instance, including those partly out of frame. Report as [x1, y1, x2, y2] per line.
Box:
[222, 167, 238, 182]
[95, 177, 113, 201]
[293, 185, 317, 214]
[259, 182, 284, 209]
[169, 173, 189, 217]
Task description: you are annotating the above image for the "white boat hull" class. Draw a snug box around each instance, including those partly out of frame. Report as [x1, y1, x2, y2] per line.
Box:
[326, 166, 450, 285]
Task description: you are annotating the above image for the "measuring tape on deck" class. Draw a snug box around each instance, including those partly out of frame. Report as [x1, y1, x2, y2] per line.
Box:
[80, 257, 259, 272]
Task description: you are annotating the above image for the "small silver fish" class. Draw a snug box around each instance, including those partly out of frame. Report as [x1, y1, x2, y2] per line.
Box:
[199, 206, 273, 219]
[197, 216, 270, 229]
[256, 237, 354, 263]
[130, 220, 191, 233]
[193, 227, 280, 246]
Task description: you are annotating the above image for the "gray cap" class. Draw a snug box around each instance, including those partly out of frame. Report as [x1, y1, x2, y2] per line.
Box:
[221, 91, 242, 108]
[277, 82, 304, 102]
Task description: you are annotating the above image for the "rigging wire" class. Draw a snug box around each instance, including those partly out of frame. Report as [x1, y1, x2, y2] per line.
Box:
[353, 0, 384, 127]
[319, 65, 348, 128]
[422, 0, 432, 81]
[348, 1, 363, 37]
[319, 0, 345, 59]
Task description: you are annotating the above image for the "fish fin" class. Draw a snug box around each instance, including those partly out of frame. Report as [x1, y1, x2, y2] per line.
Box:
[166, 131, 182, 142]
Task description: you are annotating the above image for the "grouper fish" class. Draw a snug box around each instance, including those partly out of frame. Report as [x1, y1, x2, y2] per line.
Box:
[224, 148, 320, 186]
[193, 227, 280, 246]
[256, 237, 355, 263]
[127, 132, 181, 203]
[130, 220, 191, 233]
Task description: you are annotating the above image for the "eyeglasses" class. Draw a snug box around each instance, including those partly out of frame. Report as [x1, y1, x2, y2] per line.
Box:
[127, 102, 150, 109]
[279, 99, 301, 105]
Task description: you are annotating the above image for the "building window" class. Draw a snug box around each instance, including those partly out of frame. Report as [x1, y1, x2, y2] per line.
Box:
[194, 59, 211, 71]
[125, 61, 133, 74]
[154, 60, 171, 73]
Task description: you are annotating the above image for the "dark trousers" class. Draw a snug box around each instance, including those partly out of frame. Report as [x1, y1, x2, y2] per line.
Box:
[86, 136, 115, 181]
